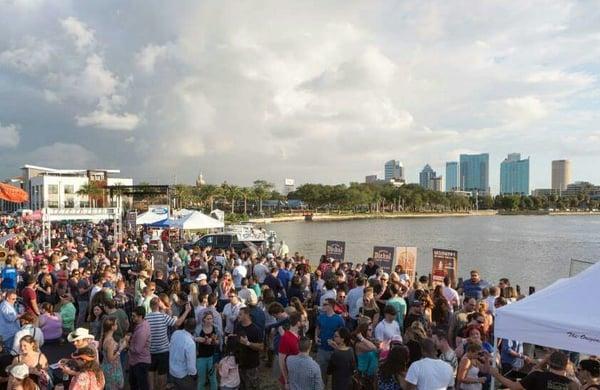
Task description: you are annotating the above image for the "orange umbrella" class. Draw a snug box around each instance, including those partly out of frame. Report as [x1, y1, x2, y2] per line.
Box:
[0, 182, 28, 203]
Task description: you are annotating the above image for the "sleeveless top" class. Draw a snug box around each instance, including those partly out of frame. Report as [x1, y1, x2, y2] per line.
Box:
[197, 327, 217, 358]
[459, 364, 482, 390]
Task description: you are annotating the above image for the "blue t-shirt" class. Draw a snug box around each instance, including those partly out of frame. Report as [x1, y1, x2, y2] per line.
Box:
[317, 313, 345, 351]
[462, 279, 490, 300]
[1, 267, 17, 289]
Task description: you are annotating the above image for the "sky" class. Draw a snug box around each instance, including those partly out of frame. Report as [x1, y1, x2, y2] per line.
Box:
[0, 1, 599, 194]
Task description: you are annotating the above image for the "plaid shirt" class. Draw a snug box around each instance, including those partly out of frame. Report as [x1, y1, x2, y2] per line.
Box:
[286, 354, 323, 390]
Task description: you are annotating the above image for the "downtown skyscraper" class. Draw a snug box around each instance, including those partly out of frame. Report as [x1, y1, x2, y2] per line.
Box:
[500, 153, 530, 195]
[384, 160, 403, 181]
[445, 162, 459, 191]
[459, 153, 490, 195]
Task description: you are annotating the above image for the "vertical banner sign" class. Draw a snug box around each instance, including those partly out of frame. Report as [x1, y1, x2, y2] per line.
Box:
[325, 240, 346, 261]
[432, 248, 458, 287]
[397, 247, 418, 283]
[126, 211, 137, 231]
[373, 246, 396, 273]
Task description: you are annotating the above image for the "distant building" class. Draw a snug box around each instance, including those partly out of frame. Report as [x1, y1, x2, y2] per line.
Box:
[283, 178, 295, 195]
[365, 175, 378, 184]
[419, 164, 436, 189]
[563, 181, 594, 197]
[459, 153, 490, 195]
[445, 162, 459, 192]
[500, 153, 530, 195]
[430, 176, 444, 192]
[21, 165, 133, 210]
[552, 160, 572, 193]
[532, 188, 559, 197]
[195, 173, 206, 187]
[384, 160, 404, 181]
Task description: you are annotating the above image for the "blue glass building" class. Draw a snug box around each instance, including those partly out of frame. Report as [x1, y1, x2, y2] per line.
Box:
[459, 153, 490, 195]
[500, 153, 530, 195]
[445, 162, 459, 191]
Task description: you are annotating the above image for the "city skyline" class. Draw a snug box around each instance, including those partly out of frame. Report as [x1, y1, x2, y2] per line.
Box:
[0, 2, 599, 191]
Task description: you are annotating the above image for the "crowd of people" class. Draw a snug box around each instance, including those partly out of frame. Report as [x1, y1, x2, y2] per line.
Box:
[0, 216, 598, 390]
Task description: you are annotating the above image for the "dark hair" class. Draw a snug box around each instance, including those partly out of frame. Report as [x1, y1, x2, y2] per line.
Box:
[383, 305, 397, 316]
[268, 302, 285, 316]
[431, 298, 450, 326]
[335, 327, 352, 346]
[379, 344, 409, 379]
[207, 292, 218, 306]
[184, 318, 196, 333]
[324, 278, 336, 290]
[74, 346, 103, 382]
[298, 336, 312, 353]
[580, 359, 600, 378]
[548, 351, 568, 370]
[133, 306, 146, 318]
[289, 311, 302, 327]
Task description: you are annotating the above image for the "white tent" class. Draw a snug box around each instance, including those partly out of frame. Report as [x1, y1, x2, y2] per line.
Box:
[136, 210, 168, 225]
[495, 261, 600, 355]
[167, 210, 224, 230]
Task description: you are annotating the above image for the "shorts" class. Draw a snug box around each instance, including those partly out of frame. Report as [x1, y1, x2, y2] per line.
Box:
[150, 352, 169, 374]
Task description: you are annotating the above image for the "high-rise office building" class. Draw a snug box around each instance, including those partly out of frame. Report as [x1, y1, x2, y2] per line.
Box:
[430, 176, 444, 192]
[552, 160, 572, 192]
[445, 162, 459, 192]
[459, 153, 490, 195]
[500, 153, 530, 195]
[384, 160, 403, 181]
[419, 164, 436, 189]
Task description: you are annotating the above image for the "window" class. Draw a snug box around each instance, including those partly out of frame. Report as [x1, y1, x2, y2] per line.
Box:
[64, 198, 75, 208]
[64, 185, 74, 194]
[48, 184, 58, 195]
[47, 201, 59, 208]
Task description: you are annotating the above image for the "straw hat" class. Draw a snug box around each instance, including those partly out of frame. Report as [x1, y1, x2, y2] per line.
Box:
[10, 364, 29, 380]
[67, 328, 95, 343]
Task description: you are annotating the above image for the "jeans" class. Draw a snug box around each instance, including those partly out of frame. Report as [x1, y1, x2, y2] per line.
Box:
[197, 356, 217, 390]
[316, 349, 333, 382]
[129, 362, 150, 390]
[77, 301, 88, 326]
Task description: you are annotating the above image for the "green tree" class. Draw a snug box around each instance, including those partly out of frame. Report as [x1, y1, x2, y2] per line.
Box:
[221, 183, 243, 214]
[77, 182, 103, 208]
[253, 180, 274, 213]
[199, 184, 222, 211]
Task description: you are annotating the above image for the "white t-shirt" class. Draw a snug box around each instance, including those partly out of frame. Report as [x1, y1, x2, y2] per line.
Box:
[442, 286, 460, 307]
[405, 357, 454, 390]
[253, 263, 269, 283]
[374, 320, 401, 342]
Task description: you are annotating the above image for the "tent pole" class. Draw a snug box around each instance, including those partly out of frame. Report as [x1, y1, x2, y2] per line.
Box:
[491, 337, 498, 389]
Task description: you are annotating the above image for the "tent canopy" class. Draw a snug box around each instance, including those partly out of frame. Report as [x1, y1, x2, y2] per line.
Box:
[167, 210, 223, 230]
[136, 210, 168, 225]
[495, 261, 600, 355]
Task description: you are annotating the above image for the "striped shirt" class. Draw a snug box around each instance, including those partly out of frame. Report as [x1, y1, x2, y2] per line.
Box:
[146, 311, 177, 354]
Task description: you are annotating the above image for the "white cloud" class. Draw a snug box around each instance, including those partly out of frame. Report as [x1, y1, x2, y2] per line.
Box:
[61, 17, 95, 52]
[135, 44, 169, 74]
[0, 122, 20, 148]
[0, 37, 54, 74]
[75, 110, 140, 130]
[502, 96, 548, 122]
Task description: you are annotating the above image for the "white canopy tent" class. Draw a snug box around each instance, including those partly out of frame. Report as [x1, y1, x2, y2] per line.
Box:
[167, 210, 224, 230]
[495, 260, 600, 355]
[136, 210, 168, 225]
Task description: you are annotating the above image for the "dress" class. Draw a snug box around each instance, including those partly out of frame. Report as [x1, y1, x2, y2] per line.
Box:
[100, 339, 124, 390]
[328, 348, 355, 390]
[69, 371, 105, 390]
[459, 364, 482, 390]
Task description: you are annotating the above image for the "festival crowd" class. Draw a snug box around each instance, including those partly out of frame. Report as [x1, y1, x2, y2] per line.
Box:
[0, 216, 598, 390]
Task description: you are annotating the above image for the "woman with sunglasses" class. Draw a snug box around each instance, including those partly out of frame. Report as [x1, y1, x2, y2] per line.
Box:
[327, 327, 355, 390]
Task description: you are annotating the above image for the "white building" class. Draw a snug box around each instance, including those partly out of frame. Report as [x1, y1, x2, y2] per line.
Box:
[22, 165, 133, 210]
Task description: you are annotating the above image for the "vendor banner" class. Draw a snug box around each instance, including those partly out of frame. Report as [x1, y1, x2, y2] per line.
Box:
[325, 240, 346, 261]
[373, 246, 396, 273]
[432, 248, 458, 287]
[396, 247, 417, 283]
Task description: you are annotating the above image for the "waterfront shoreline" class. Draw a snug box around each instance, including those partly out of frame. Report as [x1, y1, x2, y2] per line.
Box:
[249, 210, 600, 223]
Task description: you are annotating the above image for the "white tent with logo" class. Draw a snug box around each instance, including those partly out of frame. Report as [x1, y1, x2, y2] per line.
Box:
[136, 210, 168, 225]
[167, 210, 224, 230]
[495, 260, 600, 355]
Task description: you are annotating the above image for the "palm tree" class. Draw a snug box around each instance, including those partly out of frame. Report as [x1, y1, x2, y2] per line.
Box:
[221, 183, 242, 214]
[253, 180, 274, 214]
[239, 187, 255, 215]
[199, 184, 222, 211]
[77, 182, 103, 208]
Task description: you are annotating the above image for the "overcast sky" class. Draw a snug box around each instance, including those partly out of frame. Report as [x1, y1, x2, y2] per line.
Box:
[0, 1, 599, 193]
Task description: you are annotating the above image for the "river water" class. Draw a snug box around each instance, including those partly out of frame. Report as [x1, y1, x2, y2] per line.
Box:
[270, 216, 600, 289]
